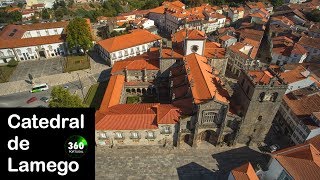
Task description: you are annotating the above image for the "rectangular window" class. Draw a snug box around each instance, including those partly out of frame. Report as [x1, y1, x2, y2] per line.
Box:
[130, 132, 139, 139]
[147, 131, 154, 138]
[99, 132, 107, 139]
[115, 132, 123, 139]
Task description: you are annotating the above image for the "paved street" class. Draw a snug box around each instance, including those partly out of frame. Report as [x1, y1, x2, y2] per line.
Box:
[9, 57, 64, 82]
[96, 144, 270, 180]
[0, 80, 82, 107]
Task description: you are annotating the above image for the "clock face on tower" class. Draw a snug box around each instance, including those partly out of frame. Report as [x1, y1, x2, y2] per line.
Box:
[191, 45, 199, 53]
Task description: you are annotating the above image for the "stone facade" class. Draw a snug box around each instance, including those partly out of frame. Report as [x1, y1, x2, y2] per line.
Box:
[234, 69, 287, 144]
[96, 124, 178, 147]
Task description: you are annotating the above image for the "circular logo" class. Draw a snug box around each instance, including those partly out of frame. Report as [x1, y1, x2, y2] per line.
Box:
[64, 135, 88, 158]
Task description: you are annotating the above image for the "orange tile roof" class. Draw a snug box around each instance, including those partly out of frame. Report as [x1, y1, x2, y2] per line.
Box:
[110, 53, 159, 74]
[307, 135, 320, 151]
[279, 65, 308, 84]
[231, 162, 259, 180]
[246, 2, 266, 9]
[237, 28, 264, 42]
[96, 103, 181, 130]
[283, 92, 320, 118]
[149, 47, 184, 59]
[219, 35, 235, 41]
[0, 21, 69, 48]
[204, 42, 226, 59]
[99, 75, 125, 111]
[248, 70, 275, 85]
[0, 35, 65, 49]
[97, 29, 161, 52]
[272, 144, 320, 179]
[299, 36, 320, 50]
[173, 28, 206, 44]
[184, 53, 229, 104]
[149, 6, 165, 14]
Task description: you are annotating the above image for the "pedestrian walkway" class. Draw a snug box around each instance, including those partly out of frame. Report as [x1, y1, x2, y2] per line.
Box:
[0, 56, 109, 96]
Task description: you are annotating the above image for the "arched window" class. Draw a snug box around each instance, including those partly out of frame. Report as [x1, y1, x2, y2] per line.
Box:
[7, 50, 13, 56]
[258, 116, 262, 121]
[259, 92, 265, 102]
[16, 49, 21, 55]
[272, 92, 278, 102]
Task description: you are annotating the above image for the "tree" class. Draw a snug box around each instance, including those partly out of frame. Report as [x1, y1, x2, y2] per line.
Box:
[54, 8, 64, 21]
[31, 16, 39, 23]
[17, 2, 24, 8]
[271, 0, 284, 7]
[306, 9, 320, 22]
[42, 8, 50, 20]
[49, 86, 87, 108]
[66, 17, 93, 53]
[68, 0, 74, 8]
[9, 11, 22, 22]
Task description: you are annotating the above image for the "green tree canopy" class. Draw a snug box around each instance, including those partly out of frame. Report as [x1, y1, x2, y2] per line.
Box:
[49, 86, 87, 108]
[306, 9, 320, 22]
[42, 8, 50, 20]
[66, 17, 93, 52]
[271, 0, 284, 7]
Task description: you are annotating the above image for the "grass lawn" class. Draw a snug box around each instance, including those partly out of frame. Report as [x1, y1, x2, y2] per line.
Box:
[0, 65, 16, 83]
[84, 81, 109, 109]
[64, 55, 90, 73]
[127, 96, 140, 104]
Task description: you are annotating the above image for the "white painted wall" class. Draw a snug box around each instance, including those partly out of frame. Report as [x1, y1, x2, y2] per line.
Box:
[22, 27, 64, 38]
[185, 40, 205, 56]
[285, 78, 315, 94]
[264, 158, 284, 180]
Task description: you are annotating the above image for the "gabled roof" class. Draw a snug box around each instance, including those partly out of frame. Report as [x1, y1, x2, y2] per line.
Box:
[272, 144, 320, 179]
[110, 53, 159, 74]
[279, 65, 309, 84]
[248, 70, 276, 85]
[231, 162, 259, 180]
[204, 42, 226, 59]
[219, 35, 236, 42]
[299, 36, 320, 50]
[96, 103, 180, 130]
[173, 28, 206, 44]
[99, 75, 125, 111]
[97, 29, 161, 52]
[283, 91, 320, 119]
[184, 53, 229, 104]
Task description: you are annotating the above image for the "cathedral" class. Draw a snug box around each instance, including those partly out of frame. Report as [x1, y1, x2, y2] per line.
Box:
[95, 28, 287, 148]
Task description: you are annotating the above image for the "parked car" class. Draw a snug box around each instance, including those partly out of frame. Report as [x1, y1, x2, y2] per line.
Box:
[40, 97, 49, 103]
[26, 97, 37, 104]
[63, 85, 69, 89]
[269, 144, 280, 153]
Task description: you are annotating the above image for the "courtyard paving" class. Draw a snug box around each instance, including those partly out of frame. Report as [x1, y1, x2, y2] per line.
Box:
[9, 57, 64, 82]
[95, 144, 270, 180]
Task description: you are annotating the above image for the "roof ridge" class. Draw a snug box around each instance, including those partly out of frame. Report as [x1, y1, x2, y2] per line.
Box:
[193, 53, 215, 98]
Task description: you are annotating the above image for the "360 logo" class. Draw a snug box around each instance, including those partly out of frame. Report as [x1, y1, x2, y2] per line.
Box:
[64, 135, 88, 158]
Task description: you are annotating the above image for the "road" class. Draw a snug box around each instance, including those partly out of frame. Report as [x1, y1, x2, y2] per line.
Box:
[0, 80, 82, 108]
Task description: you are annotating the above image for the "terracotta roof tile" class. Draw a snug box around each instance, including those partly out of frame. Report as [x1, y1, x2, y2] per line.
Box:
[184, 53, 229, 104]
[299, 36, 320, 50]
[307, 135, 320, 151]
[97, 29, 161, 52]
[173, 28, 206, 44]
[204, 42, 226, 59]
[231, 162, 259, 180]
[283, 92, 320, 118]
[111, 53, 159, 74]
[0, 35, 65, 49]
[248, 70, 275, 85]
[99, 75, 125, 111]
[96, 103, 181, 130]
[279, 65, 308, 83]
[272, 144, 320, 179]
